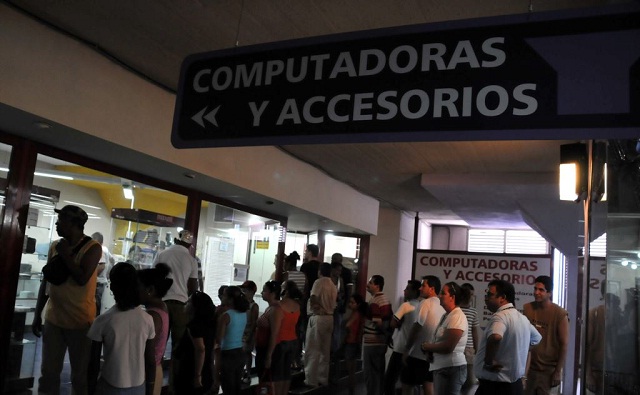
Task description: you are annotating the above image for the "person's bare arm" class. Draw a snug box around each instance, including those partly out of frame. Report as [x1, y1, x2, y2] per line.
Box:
[147, 310, 163, 342]
[421, 328, 464, 354]
[187, 278, 198, 296]
[145, 338, 156, 395]
[266, 306, 284, 368]
[552, 314, 570, 387]
[60, 241, 101, 285]
[192, 334, 206, 388]
[32, 279, 48, 337]
[214, 312, 229, 388]
[472, 324, 480, 351]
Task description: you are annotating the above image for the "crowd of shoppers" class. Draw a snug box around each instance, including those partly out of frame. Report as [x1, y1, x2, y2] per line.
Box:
[29, 213, 567, 395]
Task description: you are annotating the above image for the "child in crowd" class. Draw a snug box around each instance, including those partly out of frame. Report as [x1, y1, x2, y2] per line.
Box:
[345, 294, 367, 395]
[138, 263, 173, 395]
[88, 262, 155, 395]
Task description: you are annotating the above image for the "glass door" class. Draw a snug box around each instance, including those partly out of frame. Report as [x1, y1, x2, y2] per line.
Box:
[600, 139, 640, 394]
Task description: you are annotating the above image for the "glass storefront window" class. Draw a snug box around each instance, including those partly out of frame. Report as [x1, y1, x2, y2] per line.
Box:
[197, 202, 281, 311]
[600, 139, 640, 394]
[324, 233, 361, 293]
[323, 234, 359, 263]
[285, 232, 308, 268]
[2, 149, 190, 393]
[108, 183, 188, 270]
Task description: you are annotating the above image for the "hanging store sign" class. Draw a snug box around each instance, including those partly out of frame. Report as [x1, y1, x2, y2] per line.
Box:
[414, 250, 551, 327]
[172, 7, 640, 148]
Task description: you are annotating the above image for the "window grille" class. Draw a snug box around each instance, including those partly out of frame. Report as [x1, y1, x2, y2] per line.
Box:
[468, 229, 548, 254]
[590, 233, 606, 257]
[505, 230, 549, 254]
[468, 229, 504, 253]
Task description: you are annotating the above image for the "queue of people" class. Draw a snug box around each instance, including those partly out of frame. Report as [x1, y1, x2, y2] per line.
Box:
[376, 275, 567, 395]
[28, 209, 567, 395]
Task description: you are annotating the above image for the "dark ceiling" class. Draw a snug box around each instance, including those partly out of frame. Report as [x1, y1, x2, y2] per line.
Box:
[2, 0, 632, 233]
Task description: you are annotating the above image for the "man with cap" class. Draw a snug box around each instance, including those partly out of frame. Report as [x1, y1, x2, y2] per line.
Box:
[153, 229, 199, 392]
[32, 205, 102, 394]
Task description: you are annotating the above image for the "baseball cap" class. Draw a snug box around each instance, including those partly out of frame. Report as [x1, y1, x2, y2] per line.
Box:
[54, 205, 88, 225]
[178, 230, 194, 244]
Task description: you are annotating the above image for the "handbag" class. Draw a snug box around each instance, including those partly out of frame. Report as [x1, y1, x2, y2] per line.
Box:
[42, 236, 92, 285]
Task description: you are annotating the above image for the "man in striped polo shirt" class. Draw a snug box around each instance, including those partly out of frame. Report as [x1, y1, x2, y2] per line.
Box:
[363, 275, 393, 395]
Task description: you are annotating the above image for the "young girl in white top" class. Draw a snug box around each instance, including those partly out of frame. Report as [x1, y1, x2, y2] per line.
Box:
[88, 262, 156, 395]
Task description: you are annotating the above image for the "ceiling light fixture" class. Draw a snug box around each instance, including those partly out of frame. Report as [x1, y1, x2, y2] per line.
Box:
[1, 166, 74, 180]
[121, 180, 134, 200]
[33, 121, 52, 129]
[123, 185, 134, 200]
[559, 142, 606, 202]
[34, 171, 74, 180]
[559, 143, 587, 201]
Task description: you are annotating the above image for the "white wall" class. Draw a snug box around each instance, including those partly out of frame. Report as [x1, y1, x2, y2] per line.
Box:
[417, 220, 432, 249]
[368, 208, 415, 308]
[431, 225, 469, 251]
[397, 211, 416, 301]
[0, 4, 379, 235]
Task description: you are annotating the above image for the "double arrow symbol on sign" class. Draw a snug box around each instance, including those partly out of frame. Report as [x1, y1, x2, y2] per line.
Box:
[192, 105, 221, 128]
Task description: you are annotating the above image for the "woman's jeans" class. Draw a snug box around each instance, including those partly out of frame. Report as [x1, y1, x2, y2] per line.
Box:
[433, 364, 467, 395]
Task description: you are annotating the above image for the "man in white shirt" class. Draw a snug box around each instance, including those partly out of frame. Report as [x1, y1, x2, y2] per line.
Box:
[401, 275, 445, 395]
[474, 279, 542, 395]
[304, 262, 337, 387]
[153, 229, 198, 393]
[91, 232, 114, 316]
[384, 280, 421, 395]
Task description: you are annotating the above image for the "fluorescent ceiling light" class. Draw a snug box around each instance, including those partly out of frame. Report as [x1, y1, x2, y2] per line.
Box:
[123, 185, 134, 200]
[29, 202, 54, 209]
[601, 164, 607, 202]
[2, 166, 73, 180]
[34, 171, 74, 180]
[559, 163, 578, 201]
